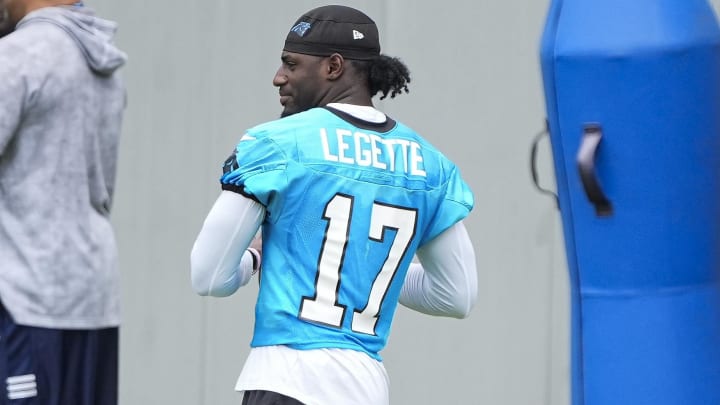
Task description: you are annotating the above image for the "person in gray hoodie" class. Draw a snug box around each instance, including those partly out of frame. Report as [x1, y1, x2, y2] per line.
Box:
[0, 0, 126, 403]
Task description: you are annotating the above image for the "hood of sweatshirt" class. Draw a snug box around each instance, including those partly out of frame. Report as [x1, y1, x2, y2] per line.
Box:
[17, 5, 126, 75]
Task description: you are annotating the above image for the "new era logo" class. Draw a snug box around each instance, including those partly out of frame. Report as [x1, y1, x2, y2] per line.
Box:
[352, 30, 364, 40]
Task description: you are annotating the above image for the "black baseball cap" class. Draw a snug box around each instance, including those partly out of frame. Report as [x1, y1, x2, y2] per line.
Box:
[283, 5, 381, 61]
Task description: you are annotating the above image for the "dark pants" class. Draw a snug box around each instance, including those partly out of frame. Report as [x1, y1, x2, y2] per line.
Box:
[0, 303, 118, 405]
[242, 390, 305, 405]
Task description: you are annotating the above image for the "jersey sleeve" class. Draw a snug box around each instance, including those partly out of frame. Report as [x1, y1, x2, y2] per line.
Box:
[220, 133, 288, 219]
[420, 165, 474, 245]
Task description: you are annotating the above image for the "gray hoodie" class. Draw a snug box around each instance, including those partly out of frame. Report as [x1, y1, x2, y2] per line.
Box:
[0, 5, 126, 328]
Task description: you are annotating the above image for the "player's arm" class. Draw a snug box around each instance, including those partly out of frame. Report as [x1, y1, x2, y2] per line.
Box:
[399, 221, 478, 318]
[190, 190, 265, 297]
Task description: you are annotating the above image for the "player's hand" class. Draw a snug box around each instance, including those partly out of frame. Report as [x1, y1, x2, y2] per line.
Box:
[248, 232, 263, 279]
[250, 232, 262, 256]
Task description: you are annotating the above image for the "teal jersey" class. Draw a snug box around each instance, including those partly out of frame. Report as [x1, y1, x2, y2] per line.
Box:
[221, 107, 473, 360]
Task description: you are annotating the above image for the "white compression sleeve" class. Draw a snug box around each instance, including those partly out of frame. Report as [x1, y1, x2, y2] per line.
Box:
[190, 191, 265, 297]
[399, 221, 478, 318]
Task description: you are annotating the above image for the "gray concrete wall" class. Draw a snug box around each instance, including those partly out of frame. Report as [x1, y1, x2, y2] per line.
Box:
[83, 1, 720, 404]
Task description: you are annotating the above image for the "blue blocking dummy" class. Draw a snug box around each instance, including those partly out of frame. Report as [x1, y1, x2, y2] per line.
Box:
[539, 1, 720, 404]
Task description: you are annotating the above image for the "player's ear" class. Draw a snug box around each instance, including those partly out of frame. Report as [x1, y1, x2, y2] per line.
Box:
[326, 53, 344, 80]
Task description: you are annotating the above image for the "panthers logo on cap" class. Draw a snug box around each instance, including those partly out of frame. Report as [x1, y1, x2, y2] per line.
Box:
[290, 22, 312, 37]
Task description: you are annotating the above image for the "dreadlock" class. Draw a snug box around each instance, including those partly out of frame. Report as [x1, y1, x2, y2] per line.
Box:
[352, 55, 411, 100]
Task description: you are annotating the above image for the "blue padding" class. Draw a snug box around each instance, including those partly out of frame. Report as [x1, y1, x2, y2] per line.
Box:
[583, 286, 720, 405]
[540, 0, 720, 403]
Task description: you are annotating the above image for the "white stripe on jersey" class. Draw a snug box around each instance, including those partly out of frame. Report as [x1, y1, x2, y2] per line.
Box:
[7, 374, 38, 400]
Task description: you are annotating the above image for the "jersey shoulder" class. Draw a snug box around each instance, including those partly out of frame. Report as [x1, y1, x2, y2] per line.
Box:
[391, 120, 465, 185]
[247, 108, 337, 137]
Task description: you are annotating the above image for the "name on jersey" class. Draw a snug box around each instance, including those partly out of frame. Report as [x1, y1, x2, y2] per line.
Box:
[319, 128, 427, 177]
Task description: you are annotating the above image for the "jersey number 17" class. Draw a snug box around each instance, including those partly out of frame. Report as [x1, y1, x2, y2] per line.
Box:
[299, 193, 418, 336]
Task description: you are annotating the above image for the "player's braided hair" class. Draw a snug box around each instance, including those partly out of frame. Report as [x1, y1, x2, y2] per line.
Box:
[352, 55, 411, 100]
